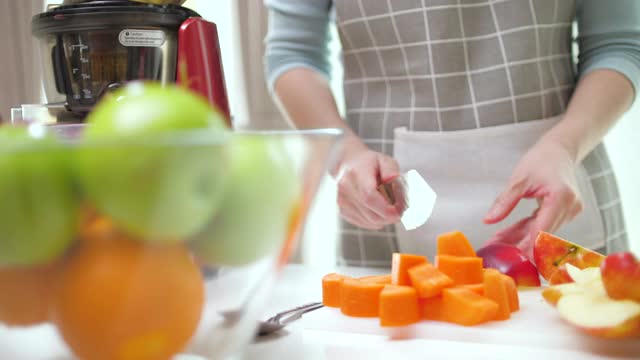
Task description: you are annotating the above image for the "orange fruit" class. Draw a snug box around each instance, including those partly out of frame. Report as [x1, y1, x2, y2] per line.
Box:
[53, 237, 204, 360]
[77, 205, 122, 244]
[0, 263, 58, 326]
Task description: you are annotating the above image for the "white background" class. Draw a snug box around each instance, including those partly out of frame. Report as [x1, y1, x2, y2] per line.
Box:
[46, 0, 639, 261]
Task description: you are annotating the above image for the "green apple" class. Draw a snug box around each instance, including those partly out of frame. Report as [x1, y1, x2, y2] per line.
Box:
[76, 82, 229, 242]
[0, 126, 78, 266]
[189, 135, 300, 266]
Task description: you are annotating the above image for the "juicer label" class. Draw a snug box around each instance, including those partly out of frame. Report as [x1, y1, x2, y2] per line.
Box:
[118, 29, 166, 47]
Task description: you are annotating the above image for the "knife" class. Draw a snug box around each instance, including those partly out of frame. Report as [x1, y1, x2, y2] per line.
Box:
[377, 169, 437, 231]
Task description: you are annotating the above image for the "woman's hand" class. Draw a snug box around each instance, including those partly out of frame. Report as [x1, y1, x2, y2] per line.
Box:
[483, 138, 584, 259]
[333, 136, 402, 230]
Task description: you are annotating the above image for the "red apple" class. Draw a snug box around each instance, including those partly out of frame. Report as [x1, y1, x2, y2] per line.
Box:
[476, 243, 541, 287]
[533, 232, 605, 282]
[601, 252, 640, 302]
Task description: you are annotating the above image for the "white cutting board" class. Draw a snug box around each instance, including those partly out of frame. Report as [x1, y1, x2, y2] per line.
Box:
[301, 289, 640, 359]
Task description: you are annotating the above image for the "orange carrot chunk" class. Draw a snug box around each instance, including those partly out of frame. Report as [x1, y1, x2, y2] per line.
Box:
[457, 283, 484, 296]
[322, 273, 349, 308]
[340, 278, 385, 317]
[408, 263, 454, 298]
[421, 296, 444, 321]
[483, 269, 510, 321]
[436, 231, 477, 257]
[435, 255, 484, 285]
[379, 285, 421, 327]
[500, 274, 520, 312]
[359, 274, 392, 284]
[392, 253, 428, 286]
[441, 288, 499, 326]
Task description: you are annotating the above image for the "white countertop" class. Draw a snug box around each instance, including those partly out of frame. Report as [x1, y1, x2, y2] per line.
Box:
[243, 265, 640, 360]
[1, 264, 637, 360]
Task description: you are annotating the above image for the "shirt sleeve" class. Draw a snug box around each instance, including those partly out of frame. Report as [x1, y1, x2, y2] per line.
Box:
[576, 0, 640, 97]
[263, 0, 334, 92]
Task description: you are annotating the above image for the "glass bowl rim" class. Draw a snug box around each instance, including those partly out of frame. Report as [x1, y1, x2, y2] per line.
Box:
[1, 124, 345, 152]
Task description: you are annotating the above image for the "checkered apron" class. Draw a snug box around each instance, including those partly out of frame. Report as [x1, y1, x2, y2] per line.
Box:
[333, 0, 628, 267]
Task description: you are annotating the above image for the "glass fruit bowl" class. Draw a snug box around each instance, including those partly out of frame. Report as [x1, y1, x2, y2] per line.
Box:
[0, 123, 342, 360]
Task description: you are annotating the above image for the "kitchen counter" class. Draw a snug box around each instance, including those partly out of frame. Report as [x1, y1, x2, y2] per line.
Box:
[243, 265, 640, 360]
[1, 264, 637, 360]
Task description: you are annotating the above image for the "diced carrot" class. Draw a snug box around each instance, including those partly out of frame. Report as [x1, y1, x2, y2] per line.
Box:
[392, 253, 428, 286]
[436, 231, 476, 257]
[340, 278, 385, 317]
[359, 274, 392, 284]
[379, 285, 421, 327]
[457, 283, 484, 296]
[408, 263, 454, 298]
[435, 255, 484, 285]
[322, 273, 349, 308]
[500, 274, 520, 312]
[483, 269, 510, 321]
[441, 288, 499, 326]
[421, 296, 444, 321]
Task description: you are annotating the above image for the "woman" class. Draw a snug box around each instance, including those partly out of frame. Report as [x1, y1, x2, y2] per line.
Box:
[264, 0, 640, 266]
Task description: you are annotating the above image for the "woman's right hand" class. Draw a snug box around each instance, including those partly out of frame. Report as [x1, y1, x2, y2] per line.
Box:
[333, 136, 403, 230]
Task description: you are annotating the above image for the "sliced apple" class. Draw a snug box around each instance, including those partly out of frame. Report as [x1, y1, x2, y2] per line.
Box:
[533, 232, 605, 282]
[542, 283, 583, 306]
[543, 265, 607, 306]
[557, 293, 640, 339]
[565, 263, 601, 285]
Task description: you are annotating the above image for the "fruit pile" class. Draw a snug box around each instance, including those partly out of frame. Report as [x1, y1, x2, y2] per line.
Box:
[0, 83, 300, 360]
[322, 231, 520, 327]
[538, 233, 640, 339]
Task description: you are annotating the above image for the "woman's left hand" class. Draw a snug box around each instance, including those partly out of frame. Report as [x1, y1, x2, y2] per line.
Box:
[483, 138, 584, 259]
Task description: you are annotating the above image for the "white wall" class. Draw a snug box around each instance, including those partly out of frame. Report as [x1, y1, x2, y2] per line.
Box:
[604, 104, 640, 255]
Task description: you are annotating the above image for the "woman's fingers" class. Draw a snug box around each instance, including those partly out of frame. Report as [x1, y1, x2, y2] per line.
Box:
[487, 183, 584, 260]
[377, 153, 400, 183]
[531, 185, 580, 236]
[336, 153, 402, 229]
[485, 213, 537, 247]
[484, 179, 528, 224]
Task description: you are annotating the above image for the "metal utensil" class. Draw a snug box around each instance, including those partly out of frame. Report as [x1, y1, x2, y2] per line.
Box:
[256, 302, 324, 336]
[221, 302, 324, 337]
[378, 169, 437, 231]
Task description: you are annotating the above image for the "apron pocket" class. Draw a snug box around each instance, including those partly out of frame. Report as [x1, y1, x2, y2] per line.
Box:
[392, 117, 605, 258]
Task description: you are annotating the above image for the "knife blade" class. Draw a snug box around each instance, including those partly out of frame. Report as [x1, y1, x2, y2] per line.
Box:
[377, 169, 437, 231]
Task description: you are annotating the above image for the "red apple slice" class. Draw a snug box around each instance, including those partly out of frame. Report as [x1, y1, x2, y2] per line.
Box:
[533, 232, 605, 281]
[548, 267, 572, 285]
